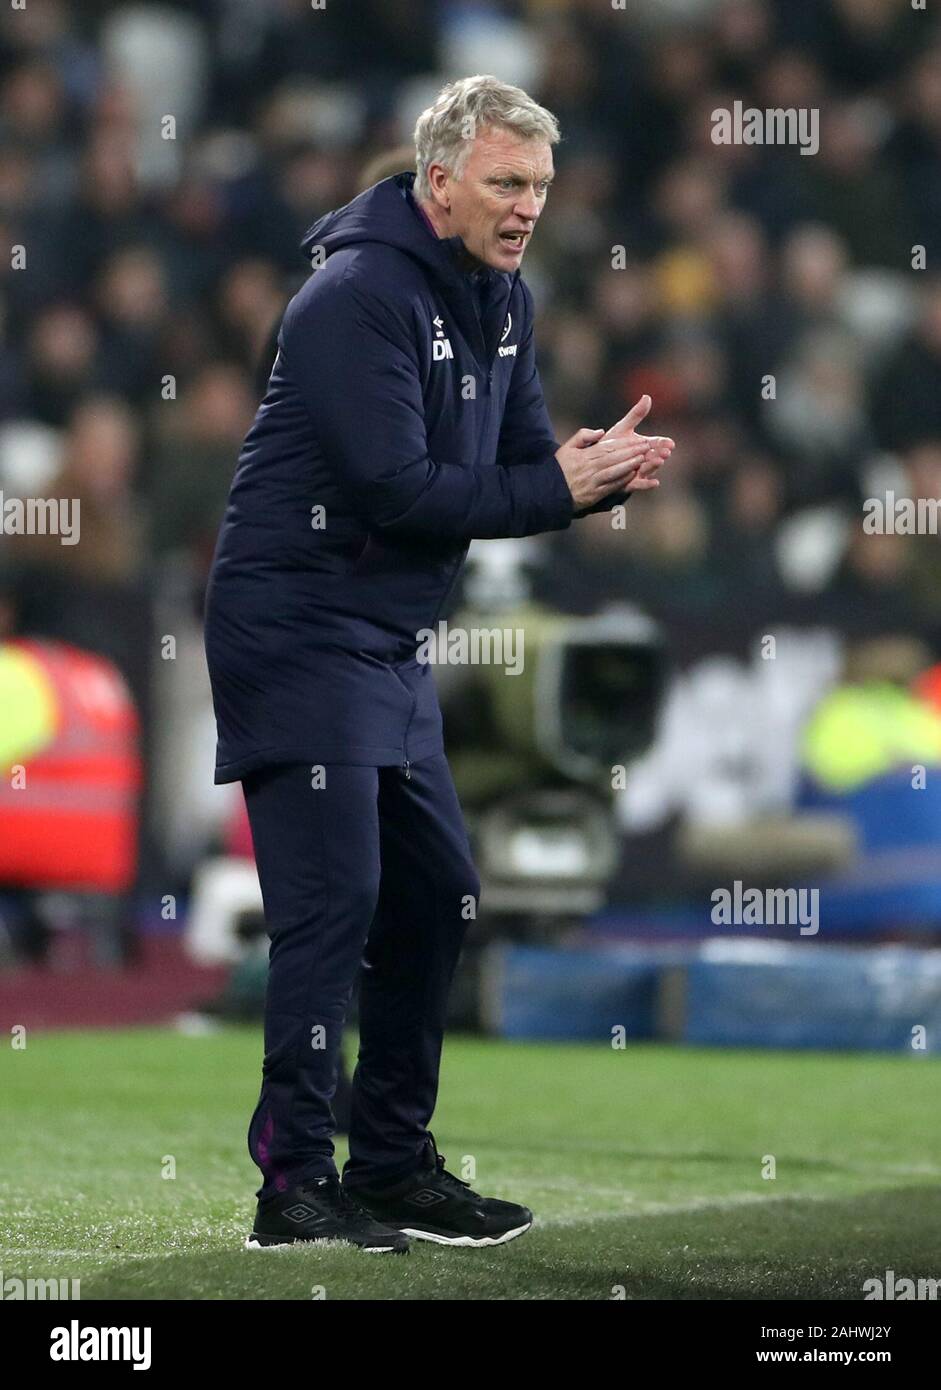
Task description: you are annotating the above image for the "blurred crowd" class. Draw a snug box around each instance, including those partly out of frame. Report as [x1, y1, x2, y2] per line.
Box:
[1, 0, 940, 857]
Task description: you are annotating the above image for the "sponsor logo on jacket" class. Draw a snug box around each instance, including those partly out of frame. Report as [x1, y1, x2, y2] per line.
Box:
[432, 315, 454, 361]
[498, 312, 517, 357]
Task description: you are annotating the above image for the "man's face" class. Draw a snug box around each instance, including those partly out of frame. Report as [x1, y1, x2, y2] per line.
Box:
[435, 126, 554, 272]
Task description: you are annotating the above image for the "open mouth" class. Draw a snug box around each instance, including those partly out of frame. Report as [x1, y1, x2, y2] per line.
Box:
[499, 231, 529, 250]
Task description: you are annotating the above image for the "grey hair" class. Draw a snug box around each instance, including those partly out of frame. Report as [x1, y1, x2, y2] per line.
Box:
[413, 75, 560, 202]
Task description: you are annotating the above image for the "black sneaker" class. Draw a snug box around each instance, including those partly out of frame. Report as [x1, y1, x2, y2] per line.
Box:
[347, 1137, 533, 1247]
[245, 1176, 410, 1253]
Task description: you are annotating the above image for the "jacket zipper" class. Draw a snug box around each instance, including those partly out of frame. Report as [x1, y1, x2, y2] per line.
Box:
[390, 663, 419, 780]
[400, 280, 505, 784]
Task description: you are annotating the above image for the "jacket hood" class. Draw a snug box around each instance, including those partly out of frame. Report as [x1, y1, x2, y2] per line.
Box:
[299, 170, 509, 292]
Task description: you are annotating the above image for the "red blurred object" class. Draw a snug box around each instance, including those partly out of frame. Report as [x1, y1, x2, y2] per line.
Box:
[914, 664, 941, 715]
[225, 793, 255, 860]
[619, 363, 685, 414]
[0, 640, 141, 891]
[0, 935, 228, 1030]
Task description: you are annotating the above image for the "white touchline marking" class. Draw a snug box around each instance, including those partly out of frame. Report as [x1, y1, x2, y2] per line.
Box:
[467, 1141, 941, 1172]
[4, 1168, 937, 1257]
[539, 1189, 868, 1229]
[484, 1158, 941, 1207]
[0, 1248, 184, 1259]
[0, 1195, 869, 1251]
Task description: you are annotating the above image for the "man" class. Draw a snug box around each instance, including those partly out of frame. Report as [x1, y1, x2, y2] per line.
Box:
[204, 75, 673, 1254]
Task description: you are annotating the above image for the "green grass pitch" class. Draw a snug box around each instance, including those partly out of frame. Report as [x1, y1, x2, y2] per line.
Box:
[1, 1027, 939, 1300]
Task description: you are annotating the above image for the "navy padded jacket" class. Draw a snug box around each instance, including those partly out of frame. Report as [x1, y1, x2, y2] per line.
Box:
[204, 171, 586, 783]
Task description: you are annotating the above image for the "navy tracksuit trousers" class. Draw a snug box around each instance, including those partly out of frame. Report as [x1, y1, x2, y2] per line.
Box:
[241, 753, 480, 1201]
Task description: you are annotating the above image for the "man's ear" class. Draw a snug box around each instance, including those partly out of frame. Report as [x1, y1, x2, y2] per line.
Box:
[427, 163, 452, 210]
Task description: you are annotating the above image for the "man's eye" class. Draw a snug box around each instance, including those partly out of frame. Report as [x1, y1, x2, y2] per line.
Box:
[493, 178, 550, 193]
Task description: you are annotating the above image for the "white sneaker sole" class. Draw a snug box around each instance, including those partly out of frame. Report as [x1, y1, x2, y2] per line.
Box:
[244, 1236, 399, 1253]
[398, 1221, 532, 1247]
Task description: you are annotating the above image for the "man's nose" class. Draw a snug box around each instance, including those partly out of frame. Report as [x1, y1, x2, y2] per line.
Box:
[513, 187, 541, 222]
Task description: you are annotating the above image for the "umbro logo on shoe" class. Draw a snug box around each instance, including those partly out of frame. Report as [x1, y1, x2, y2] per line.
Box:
[406, 1189, 448, 1208]
[283, 1204, 318, 1222]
